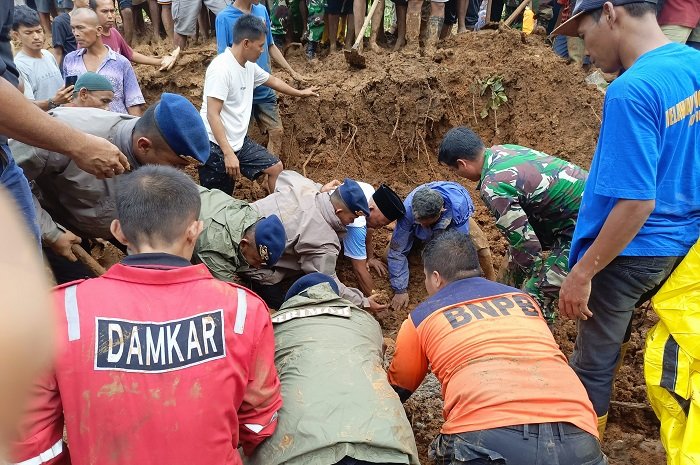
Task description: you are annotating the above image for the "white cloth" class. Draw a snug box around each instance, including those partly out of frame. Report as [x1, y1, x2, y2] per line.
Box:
[200, 49, 270, 152]
[14, 49, 63, 101]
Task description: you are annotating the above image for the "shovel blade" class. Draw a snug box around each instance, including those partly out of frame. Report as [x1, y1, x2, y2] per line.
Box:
[344, 48, 367, 69]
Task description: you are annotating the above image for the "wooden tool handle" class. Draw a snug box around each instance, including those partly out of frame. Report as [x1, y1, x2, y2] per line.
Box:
[504, 0, 531, 27]
[352, 0, 382, 48]
[71, 244, 107, 276]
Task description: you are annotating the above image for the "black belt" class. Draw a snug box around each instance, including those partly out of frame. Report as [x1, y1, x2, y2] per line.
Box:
[503, 422, 584, 437]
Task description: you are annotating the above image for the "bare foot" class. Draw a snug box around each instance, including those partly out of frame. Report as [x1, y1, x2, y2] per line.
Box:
[457, 26, 468, 33]
[330, 43, 337, 53]
[392, 37, 406, 52]
[369, 41, 382, 53]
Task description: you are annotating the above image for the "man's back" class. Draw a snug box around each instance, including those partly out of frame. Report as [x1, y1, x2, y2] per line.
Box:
[571, 42, 700, 265]
[10, 107, 137, 239]
[249, 284, 419, 465]
[12, 258, 281, 465]
[388, 277, 598, 436]
[480, 144, 587, 245]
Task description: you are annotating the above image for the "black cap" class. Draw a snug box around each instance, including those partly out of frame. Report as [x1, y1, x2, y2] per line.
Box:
[550, 0, 657, 36]
[372, 184, 406, 222]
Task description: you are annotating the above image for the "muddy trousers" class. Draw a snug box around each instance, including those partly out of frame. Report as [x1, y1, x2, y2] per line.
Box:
[569, 256, 682, 420]
[429, 423, 606, 465]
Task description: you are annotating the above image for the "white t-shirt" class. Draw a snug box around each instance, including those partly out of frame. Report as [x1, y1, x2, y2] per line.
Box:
[15, 49, 63, 101]
[200, 49, 270, 152]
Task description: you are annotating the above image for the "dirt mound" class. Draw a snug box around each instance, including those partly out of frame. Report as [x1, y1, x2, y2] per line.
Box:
[135, 29, 662, 465]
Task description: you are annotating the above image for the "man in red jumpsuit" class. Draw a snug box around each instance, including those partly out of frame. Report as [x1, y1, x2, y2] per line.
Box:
[9, 165, 284, 465]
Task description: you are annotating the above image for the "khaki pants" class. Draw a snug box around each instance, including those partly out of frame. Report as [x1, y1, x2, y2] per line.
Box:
[661, 24, 700, 44]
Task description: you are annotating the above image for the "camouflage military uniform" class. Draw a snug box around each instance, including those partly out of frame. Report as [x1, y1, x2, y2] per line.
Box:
[479, 144, 588, 323]
[306, 0, 325, 42]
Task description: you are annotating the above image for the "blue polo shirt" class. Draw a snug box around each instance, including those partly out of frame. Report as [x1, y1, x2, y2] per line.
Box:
[215, 4, 276, 104]
[570, 43, 700, 266]
[388, 182, 475, 292]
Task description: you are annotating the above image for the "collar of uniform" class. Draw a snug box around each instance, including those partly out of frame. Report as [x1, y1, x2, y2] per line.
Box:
[476, 147, 495, 190]
[121, 252, 192, 268]
[113, 117, 140, 168]
[316, 192, 346, 233]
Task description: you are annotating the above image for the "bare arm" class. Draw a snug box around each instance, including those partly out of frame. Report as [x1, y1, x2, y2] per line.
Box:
[206, 96, 240, 179]
[0, 78, 129, 177]
[559, 199, 655, 319]
[263, 75, 318, 97]
[51, 47, 63, 68]
[268, 45, 307, 80]
[350, 258, 374, 296]
[126, 104, 144, 116]
[130, 51, 163, 66]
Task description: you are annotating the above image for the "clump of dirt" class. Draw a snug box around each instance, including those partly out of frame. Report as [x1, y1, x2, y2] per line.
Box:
[134, 29, 663, 465]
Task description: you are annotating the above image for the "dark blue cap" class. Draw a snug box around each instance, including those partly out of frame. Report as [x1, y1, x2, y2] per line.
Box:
[284, 273, 340, 301]
[551, 0, 657, 36]
[255, 215, 286, 266]
[337, 178, 370, 216]
[154, 93, 210, 163]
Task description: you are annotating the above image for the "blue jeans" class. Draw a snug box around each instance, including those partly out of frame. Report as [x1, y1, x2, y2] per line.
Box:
[0, 145, 40, 244]
[430, 423, 606, 464]
[570, 255, 683, 416]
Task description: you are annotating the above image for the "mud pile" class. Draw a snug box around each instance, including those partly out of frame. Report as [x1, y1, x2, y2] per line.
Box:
[134, 29, 663, 464]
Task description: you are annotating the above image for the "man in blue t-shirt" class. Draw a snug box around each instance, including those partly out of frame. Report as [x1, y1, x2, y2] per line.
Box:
[215, 0, 308, 156]
[553, 0, 700, 440]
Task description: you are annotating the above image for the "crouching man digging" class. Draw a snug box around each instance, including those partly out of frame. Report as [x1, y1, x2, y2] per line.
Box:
[388, 230, 606, 465]
[248, 273, 420, 465]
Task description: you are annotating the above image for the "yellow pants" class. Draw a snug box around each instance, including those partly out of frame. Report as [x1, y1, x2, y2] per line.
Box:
[645, 239, 700, 465]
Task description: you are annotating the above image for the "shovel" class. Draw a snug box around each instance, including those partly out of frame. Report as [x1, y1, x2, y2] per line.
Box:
[71, 244, 107, 276]
[344, 0, 382, 68]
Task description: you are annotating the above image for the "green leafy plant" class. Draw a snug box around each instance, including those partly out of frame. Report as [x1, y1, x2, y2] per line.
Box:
[477, 75, 507, 119]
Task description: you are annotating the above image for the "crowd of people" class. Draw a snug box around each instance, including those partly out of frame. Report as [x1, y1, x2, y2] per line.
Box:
[0, 0, 699, 464]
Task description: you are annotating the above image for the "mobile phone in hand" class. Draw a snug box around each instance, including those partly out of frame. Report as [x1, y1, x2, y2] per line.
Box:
[65, 75, 78, 87]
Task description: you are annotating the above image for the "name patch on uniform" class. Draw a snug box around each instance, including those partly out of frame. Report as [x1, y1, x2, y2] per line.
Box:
[271, 306, 352, 323]
[95, 310, 225, 373]
[443, 294, 541, 330]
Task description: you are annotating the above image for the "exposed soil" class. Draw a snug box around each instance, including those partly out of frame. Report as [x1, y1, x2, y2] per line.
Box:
[130, 28, 662, 464]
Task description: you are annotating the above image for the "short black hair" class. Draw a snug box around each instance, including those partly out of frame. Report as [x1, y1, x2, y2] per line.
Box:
[133, 104, 168, 147]
[422, 229, 481, 283]
[589, 1, 657, 22]
[438, 126, 485, 167]
[329, 189, 350, 211]
[12, 5, 40, 30]
[232, 14, 267, 44]
[116, 165, 201, 246]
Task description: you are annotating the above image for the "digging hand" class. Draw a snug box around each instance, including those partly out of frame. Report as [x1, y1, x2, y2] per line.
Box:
[50, 230, 82, 262]
[72, 134, 130, 178]
[366, 294, 389, 314]
[367, 258, 388, 277]
[320, 179, 341, 192]
[290, 70, 312, 82]
[391, 292, 409, 311]
[558, 265, 594, 320]
[223, 150, 241, 179]
[299, 86, 320, 98]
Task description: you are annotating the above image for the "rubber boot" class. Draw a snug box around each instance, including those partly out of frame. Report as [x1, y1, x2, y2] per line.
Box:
[597, 413, 608, 441]
[306, 40, 318, 60]
[406, 10, 421, 51]
[424, 15, 443, 56]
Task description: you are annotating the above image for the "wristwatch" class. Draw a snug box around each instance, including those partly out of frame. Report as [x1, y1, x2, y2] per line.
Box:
[47, 99, 60, 110]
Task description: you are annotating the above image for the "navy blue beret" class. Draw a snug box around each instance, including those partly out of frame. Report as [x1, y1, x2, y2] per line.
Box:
[285, 273, 340, 301]
[255, 214, 286, 266]
[337, 178, 370, 216]
[154, 93, 210, 163]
